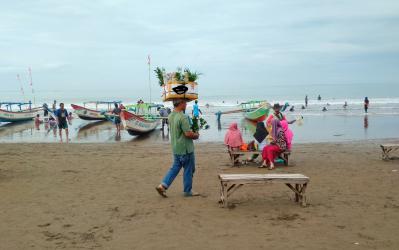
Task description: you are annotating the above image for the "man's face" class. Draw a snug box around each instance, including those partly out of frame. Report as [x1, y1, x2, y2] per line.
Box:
[60, 104, 64, 109]
[274, 107, 280, 114]
[181, 101, 187, 111]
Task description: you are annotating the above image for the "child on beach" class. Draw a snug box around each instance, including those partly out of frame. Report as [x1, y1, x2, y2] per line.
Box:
[34, 114, 41, 130]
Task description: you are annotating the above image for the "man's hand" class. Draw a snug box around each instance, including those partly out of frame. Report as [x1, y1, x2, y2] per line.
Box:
[184, 131, 199, 140]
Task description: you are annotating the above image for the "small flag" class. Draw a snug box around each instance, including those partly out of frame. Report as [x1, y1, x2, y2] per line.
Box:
[16, 74, 24, 95]
[147, 55, 151, 65]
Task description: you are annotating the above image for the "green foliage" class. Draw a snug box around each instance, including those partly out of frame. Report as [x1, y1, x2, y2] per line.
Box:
[184, 68, 202, 82]
[154, 67, 165, 86]
[154, 66, 202, 85]
[191, 116, 209, 132]
[174, 67, 184, 81]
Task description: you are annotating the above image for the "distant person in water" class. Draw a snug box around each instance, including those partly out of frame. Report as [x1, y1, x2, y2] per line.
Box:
[301, 105, 306, 110]
[322, 107, 327, 112]
[55, 103, 69, 142]
[305, 95, 308, 107]
[192, 100, 202, 118]
[343, 101, 348, 109]
[289, 106, 295, 112]
[112, 102, 122, 136]
[52, 100, 57, 110]
[364, 97, 369, 113]
[317, 95, 321, 101]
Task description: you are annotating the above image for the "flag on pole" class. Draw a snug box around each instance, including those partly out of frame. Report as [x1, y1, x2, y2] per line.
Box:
[147, 55, 151, 65]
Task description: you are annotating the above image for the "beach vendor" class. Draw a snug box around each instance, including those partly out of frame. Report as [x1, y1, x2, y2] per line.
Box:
[261, 119, 287, 170]
[224, 122, 244, 164]
[266, 103, 295, 142]
[156, 99, 200, 198]
[112, 102, 122, 136]
[55, 103, 69, 142]
[192, 100, 202, 118]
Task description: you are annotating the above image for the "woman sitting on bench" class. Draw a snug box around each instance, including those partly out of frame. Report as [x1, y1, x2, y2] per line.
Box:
[281, 120, 293, 151]
[261, 119, 287, 170]
[224, 122, 244, 164]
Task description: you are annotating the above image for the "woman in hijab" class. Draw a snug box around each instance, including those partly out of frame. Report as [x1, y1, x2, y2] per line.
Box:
[261, 119, 287, 169]
[224, 122, 244, 164]
[280, 120, 293, 151]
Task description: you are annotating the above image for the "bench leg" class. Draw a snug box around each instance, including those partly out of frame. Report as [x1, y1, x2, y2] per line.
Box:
[286, 183, 308, 207]
[301, 183, 308, 207]
[295, 184, 300, 202]
[219, 181, 227, 208]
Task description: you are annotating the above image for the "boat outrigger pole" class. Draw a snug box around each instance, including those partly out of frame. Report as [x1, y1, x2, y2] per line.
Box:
[148, 54, 152, 103]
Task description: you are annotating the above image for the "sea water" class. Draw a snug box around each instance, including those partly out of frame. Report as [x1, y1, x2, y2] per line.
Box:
[0, 82, 398, 143]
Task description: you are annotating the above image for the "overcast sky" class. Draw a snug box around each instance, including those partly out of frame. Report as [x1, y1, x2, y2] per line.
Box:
[1, 0, 398, 100]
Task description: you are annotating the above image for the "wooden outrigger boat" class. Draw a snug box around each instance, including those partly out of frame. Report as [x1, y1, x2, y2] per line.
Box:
[0, 102, 42, 123]
[242, 100, 271, 122]
[121, 103, 161, 136]
[71, 101, 121, 121]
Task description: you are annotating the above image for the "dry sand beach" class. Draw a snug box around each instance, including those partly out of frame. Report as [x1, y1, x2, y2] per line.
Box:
[1, 141, 399, 250]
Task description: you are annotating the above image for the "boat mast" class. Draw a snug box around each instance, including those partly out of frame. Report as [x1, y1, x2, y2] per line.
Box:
[16, 74, 25, 102]
[28, 67, 35, 106]
[148, 55, 152, 103]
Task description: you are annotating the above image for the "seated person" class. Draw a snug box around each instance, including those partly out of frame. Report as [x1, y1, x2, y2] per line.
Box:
[261, 119, 287, 170]
[224, 122, 244, 164]
[280, 120, 293, 151]
[248, 121, 268, 162]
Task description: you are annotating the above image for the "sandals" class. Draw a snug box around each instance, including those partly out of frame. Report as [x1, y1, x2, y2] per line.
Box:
[155, 185, 167, 198]
[258, 164, 267, 168]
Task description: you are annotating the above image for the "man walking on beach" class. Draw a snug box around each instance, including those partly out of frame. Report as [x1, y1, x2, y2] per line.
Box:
[156, 99, 200, 197]
[305, 95, 308, 107]
[55, 103, 69, 142]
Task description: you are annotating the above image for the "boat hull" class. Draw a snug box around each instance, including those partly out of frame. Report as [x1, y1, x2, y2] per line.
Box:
[71, 104, 109, 121]
[121, 110, 160, 136]
[244, 106, 269, 122]
[0, 108, 41, 123]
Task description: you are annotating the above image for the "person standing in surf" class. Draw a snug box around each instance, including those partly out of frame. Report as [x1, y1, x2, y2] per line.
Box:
[112, 102, 122, 136]
[364, 97, 370, 113]
[55, 103, 69, 142]
[156, 99, 200, 198]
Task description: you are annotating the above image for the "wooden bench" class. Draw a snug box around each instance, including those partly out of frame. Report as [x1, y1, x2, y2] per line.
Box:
[380, 144, 399, 160]
[228, 149, 290, 167]
[218, 174, 309, 208]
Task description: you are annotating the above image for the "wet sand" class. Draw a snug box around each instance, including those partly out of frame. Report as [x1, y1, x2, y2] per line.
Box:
[1, 140, 399, 249]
